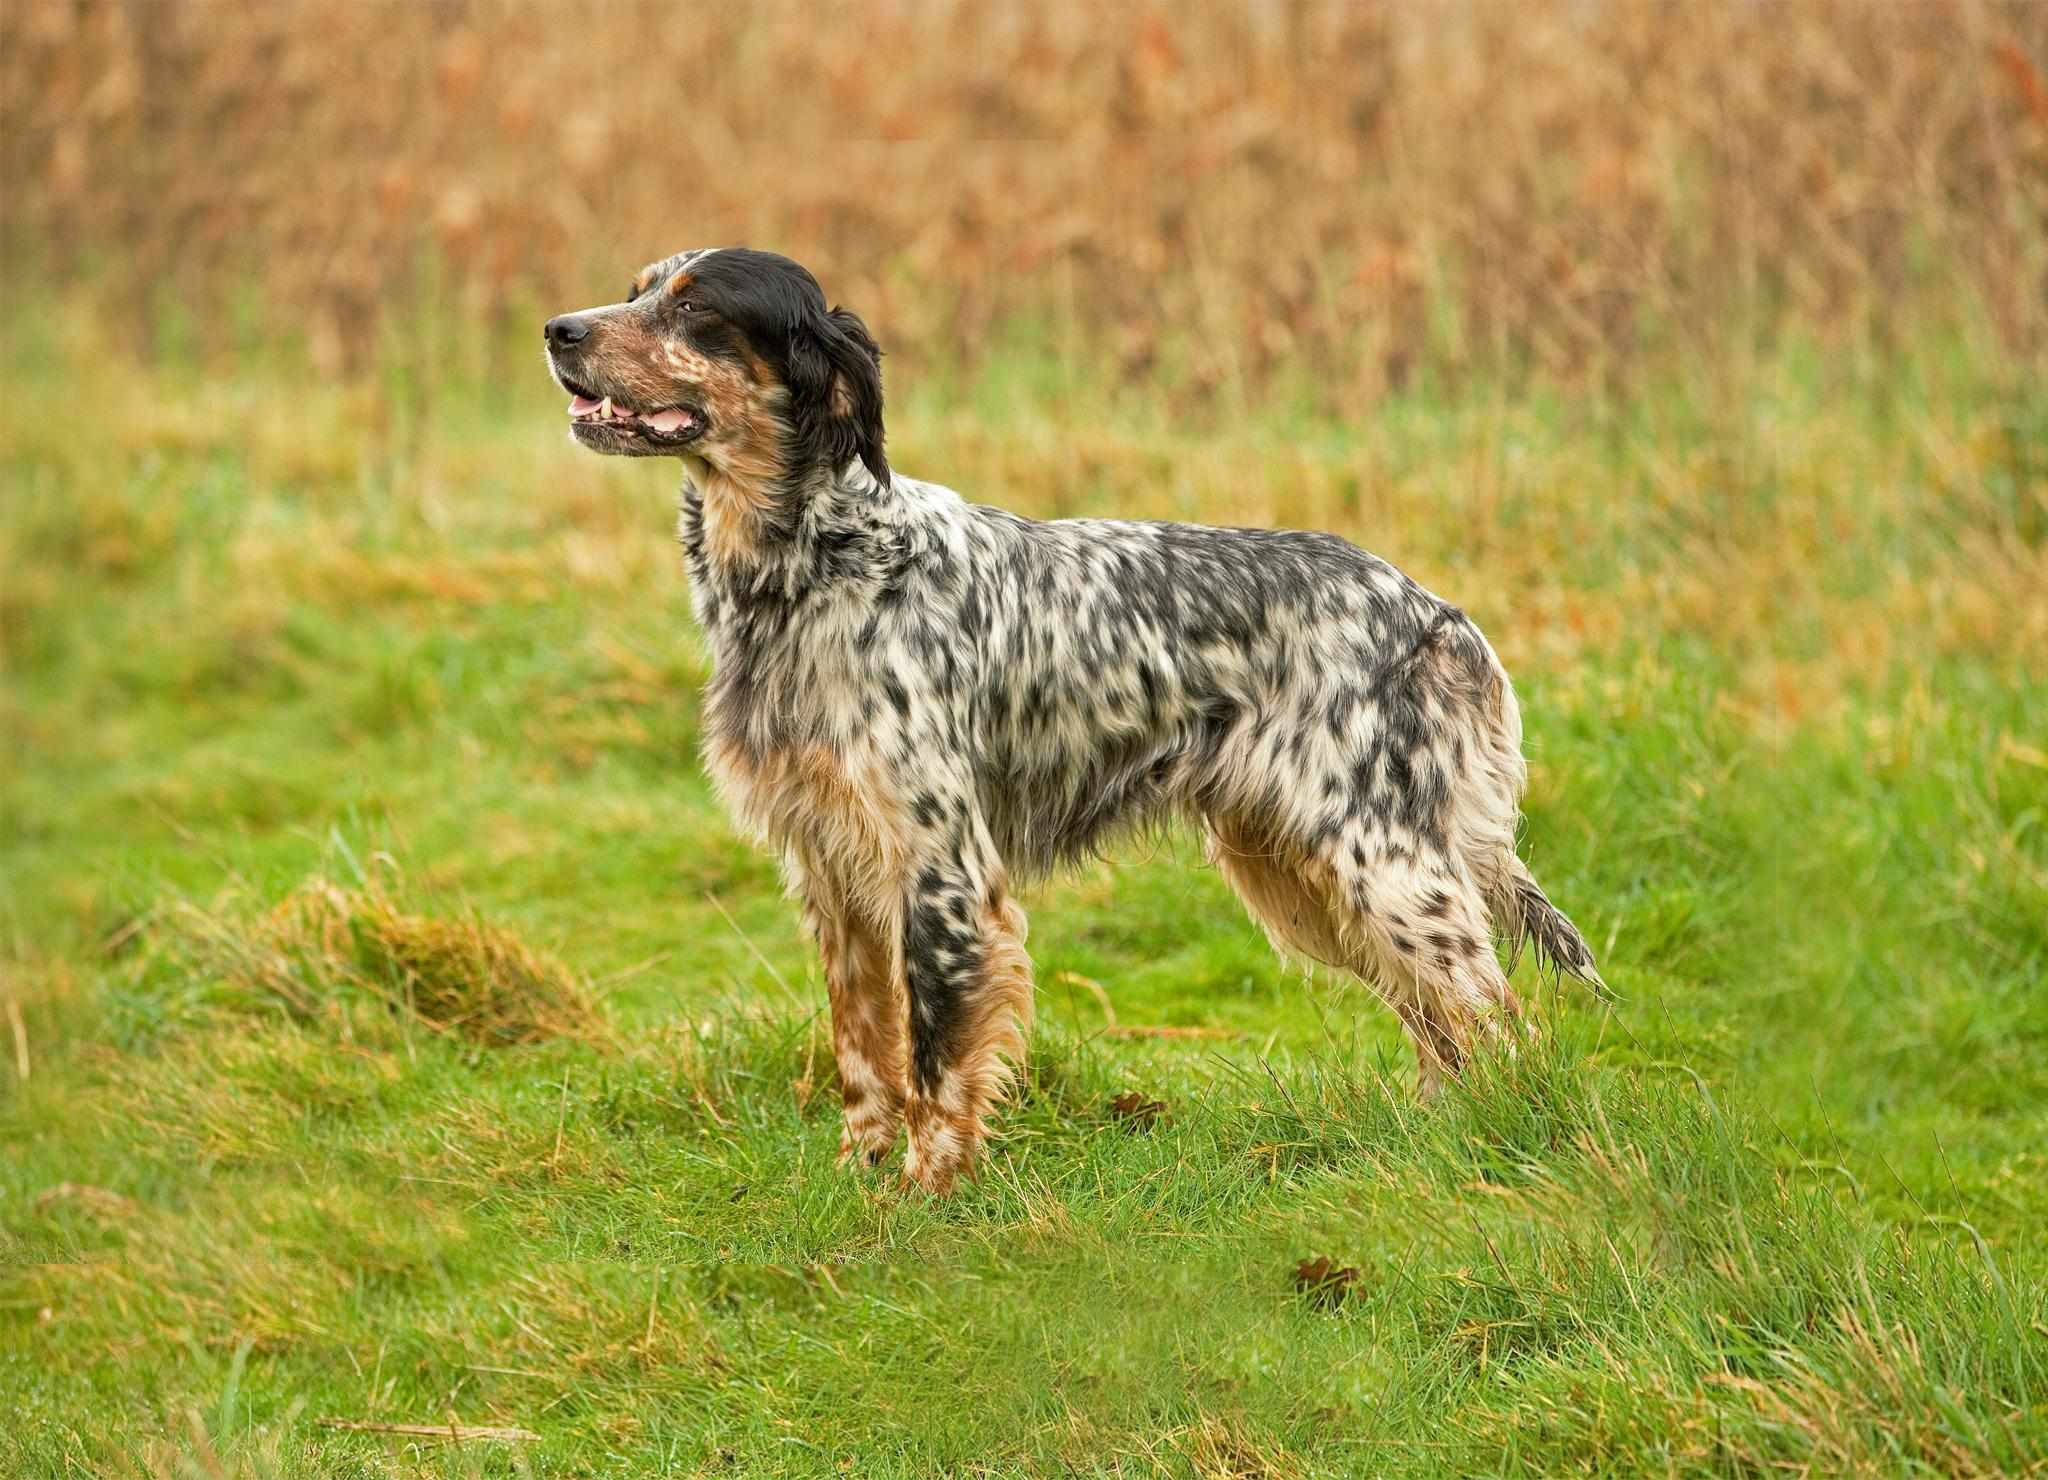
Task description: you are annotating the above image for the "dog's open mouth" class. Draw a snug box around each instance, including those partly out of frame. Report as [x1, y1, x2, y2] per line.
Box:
[562, 382, 706, 445]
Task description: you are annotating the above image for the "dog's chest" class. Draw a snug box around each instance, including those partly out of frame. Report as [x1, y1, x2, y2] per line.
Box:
[700, 729, 913, 920]
[694, 594, 877, 750]
[689, 579, 909, 861]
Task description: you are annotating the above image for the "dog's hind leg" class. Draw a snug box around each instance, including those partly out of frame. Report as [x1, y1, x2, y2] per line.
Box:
[898, 820, 1035, 1195]
[1209, 813, 1514, 1098]
[1206, 814, 1353, 968]
[1339, 854, 1516, 1097]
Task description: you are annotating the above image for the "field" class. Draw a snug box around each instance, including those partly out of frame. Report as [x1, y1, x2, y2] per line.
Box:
[5, 0, 2048, 1472]
[3, 288, 2045, 1476]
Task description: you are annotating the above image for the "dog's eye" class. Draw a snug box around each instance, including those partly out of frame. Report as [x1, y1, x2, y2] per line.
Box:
[677, 300, 699, 314]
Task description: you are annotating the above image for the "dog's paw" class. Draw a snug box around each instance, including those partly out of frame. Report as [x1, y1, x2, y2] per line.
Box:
[837, 1125, 896, 1170]
[899, 1142, 975, 1197]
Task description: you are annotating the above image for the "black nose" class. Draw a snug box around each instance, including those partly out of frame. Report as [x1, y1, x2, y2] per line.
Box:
[544, 315, 589, 349]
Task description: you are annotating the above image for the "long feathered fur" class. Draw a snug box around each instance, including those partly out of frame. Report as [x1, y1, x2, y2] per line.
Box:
[544, 246, 1608, 1189]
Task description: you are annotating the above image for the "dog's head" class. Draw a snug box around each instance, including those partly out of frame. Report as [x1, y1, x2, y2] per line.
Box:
[543, 248, 887, 487]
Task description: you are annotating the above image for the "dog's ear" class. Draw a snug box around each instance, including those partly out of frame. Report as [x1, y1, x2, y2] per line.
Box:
[788, 304, 888, 487]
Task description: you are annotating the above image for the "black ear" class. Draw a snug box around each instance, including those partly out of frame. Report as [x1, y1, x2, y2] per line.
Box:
[788, 304, 888, 487]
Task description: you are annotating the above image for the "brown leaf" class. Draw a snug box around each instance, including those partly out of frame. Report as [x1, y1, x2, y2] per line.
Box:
[1108, 1090, 1167, 1128]
[1292, 1256, 1362, 1309]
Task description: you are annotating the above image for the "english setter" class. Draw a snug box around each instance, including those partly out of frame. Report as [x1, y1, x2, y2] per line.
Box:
[544, 247, 1602, 1192]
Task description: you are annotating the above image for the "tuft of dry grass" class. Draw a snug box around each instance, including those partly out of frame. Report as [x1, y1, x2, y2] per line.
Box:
[165, 874, 607, 1046]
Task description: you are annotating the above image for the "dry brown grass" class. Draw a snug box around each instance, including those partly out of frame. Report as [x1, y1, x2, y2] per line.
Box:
[5, 0, 2044, 392]
[164, 874, 607, 1046]
[4, 304, 2038, 757]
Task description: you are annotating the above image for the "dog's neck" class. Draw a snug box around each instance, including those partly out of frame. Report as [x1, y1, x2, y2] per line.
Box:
[677, 456, 894, 609]
[679, 456, 900, 758]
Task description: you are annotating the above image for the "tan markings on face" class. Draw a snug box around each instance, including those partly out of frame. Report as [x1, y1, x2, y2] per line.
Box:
[632, 266, 658, 299]
[573, 319, 693, 407]
[666, 271, 694, 299]
[658, 340, 759, 421]
[661, 340, 790, 566]
[576, 317, 792, 563]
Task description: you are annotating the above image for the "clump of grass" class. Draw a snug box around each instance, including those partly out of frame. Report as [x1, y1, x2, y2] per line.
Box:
[163, 874, 606, 1046]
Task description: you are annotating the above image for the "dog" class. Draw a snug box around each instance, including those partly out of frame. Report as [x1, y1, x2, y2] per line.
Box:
[544, 247, 1602, 1192]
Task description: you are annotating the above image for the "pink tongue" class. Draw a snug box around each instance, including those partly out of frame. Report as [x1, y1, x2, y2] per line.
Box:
[642, 408, 693, 434]
[567, 395, 601, 417]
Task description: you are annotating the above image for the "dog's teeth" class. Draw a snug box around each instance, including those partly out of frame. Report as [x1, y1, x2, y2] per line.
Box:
[598, 396, 614, 419]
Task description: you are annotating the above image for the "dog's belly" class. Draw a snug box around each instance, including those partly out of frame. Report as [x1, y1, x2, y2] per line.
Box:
[953, 511, 1481, 872]
[970, 673, 1235, 872]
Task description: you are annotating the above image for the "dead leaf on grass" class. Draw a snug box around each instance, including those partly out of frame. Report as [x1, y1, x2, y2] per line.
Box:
[1292, 1256, 1362, 1309]
[1108, 1091, 1168, 1129]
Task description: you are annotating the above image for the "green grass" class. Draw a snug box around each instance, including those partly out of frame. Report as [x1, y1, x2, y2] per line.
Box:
[2, 301, 2045, 1476]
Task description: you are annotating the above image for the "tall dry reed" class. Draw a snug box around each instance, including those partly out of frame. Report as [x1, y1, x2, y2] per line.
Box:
[5, 0, 2044, 395]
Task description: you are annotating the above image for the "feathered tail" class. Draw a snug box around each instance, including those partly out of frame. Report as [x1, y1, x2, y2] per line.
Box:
[1492, 859, 1608, 996]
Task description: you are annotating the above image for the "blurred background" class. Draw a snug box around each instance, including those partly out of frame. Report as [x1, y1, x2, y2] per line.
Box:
[6, 0, 2044, 394]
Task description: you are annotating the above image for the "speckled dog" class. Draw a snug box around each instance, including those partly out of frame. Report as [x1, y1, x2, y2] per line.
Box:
[544, 248, 1603, 1192]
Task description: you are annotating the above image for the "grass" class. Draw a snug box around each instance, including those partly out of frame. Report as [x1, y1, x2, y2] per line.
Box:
[2, 296, 2045, 1475]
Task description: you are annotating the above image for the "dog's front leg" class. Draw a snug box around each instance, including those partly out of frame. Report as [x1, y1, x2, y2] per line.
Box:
[793, 859, 908, 1168]
[899, 828, 1034, 1195]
